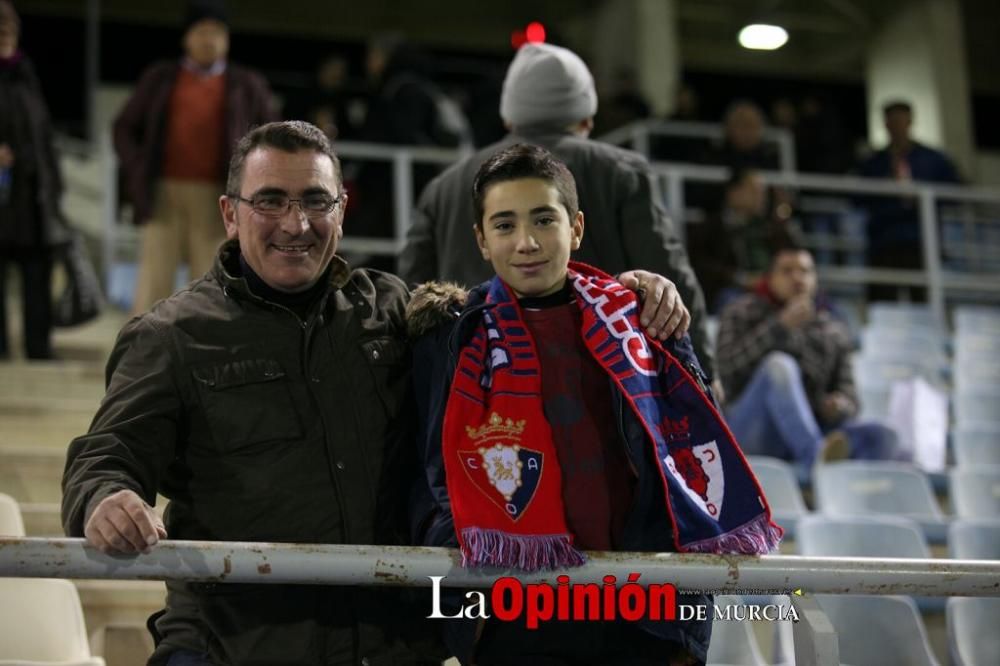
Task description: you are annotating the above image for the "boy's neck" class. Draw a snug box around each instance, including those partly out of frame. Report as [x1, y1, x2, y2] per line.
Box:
[518, 280, 573, 309]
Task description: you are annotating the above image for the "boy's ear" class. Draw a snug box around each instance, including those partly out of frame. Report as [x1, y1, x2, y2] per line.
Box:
[474, 224, 490, 260]
[571, 211, 584, 250]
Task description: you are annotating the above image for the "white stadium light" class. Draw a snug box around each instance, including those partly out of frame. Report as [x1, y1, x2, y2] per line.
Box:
[738, 24, 789, 50]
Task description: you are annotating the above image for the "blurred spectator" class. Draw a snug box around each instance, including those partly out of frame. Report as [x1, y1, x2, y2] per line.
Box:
[857, 100, 960, 301]
[400, 42, 718, 382]
[113, 0, 276, 314]
[704, 99, 780, 171]
[286, 55, 367, 140]
[0, 0, 62, 359]
[595, 66, 651, 134]
[716, 242, 904, 471]
[687, 168, 788, 313]
[651, 83, 703, 162]
[670, 84, 701, 121]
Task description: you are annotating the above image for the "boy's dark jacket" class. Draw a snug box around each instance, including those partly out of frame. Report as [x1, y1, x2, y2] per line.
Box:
[407, 281, 714, 665]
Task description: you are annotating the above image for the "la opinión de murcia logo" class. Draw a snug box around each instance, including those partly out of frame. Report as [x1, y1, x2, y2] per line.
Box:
[427, 575, 800, 628]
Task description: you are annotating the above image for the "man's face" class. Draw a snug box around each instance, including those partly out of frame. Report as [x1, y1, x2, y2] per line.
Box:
[726, 105, 764, 152]
[184, 18, 229, 67]
[768, 250, 817, 303]
[474, 178, 583, 298]
[726, 174, 766, 216]
[885, 108, 912, 144]
[220, 148, 345, 293]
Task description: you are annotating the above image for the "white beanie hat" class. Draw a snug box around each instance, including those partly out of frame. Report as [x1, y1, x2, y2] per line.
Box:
[500, 43, 598, 129]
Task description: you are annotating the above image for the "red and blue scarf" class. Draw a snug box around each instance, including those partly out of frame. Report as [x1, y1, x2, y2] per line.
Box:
[442, 263, 782, 571]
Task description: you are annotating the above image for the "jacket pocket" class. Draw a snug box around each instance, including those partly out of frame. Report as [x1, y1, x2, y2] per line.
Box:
[191, 358, 303, 451]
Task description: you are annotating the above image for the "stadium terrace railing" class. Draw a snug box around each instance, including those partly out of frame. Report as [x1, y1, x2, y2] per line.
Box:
[2, 538, 999, 666]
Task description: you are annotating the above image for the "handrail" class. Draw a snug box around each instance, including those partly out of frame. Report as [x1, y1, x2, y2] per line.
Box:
[1, 538, 998, 597]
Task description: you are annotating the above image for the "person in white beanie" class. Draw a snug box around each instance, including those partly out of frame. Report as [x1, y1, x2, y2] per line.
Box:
[401, 42, 716, 385]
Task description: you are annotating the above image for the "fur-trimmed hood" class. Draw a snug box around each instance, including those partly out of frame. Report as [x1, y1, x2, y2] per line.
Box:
[405, 281, 469, 338]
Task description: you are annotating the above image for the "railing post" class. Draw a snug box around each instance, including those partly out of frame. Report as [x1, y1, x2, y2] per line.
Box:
[791, 594, 840, 666]
[663, 168, 686, 245]
[919, 187, 947, 328]
[392, 150, 414, 257]
[631, 123, 651, 158]
[100, 129, 117, 290]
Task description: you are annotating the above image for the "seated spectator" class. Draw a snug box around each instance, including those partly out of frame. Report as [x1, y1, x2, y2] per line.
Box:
[716, 242, 905, 471]
[704, 100, 779, 172]
[857, 100, 960, 301]
[687, 168, 789, 313]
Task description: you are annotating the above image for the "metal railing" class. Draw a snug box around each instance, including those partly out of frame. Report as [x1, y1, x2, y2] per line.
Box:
[3, 537, 999, 666]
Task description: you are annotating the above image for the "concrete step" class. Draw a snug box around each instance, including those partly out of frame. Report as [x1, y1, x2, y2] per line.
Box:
[76, 580, 165, 650]
[0, 447, 66, 503]
[0, 410, 92, 449]
[20, 502, 64, 536]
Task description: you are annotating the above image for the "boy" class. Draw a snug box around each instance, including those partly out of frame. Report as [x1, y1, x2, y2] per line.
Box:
[408, 144, 780, 665]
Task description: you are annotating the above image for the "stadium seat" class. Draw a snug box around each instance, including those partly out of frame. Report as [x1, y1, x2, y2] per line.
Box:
[747, 456, 808, 538]
[948, 519, 1000, 560]
[0, 493, 25, 537]
[796, 514, 929, 558]
[954, 389, 1000, 426]
[0, 578, 105, 665]
[815, 595, 940, 666]
[947, 597, 1000, 666]
[949, 466, 1000, 519]
[867, 303, 937, 329]
[704, 595, 767, 666]
[953, 425, 1000, 467]
[813, 461, 947, 542]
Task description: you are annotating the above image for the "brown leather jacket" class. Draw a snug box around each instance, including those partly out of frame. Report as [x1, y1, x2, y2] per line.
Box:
[62, 242, 438, 665]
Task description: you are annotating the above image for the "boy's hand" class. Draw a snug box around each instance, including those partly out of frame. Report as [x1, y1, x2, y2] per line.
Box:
[618, 270, 690, 341]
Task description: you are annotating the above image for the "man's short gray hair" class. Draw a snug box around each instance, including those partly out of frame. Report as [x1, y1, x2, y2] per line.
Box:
[226, 121, 342, 196]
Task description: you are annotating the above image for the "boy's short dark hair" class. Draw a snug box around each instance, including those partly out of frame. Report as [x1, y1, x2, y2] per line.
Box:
[767, 230, 811, 271]
[472, 143, 579, 227]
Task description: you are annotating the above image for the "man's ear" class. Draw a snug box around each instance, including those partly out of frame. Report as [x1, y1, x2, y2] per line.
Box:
[571, 211, 584, 250]
[220, 195, 239, 241]
[474, 224, 490, 261]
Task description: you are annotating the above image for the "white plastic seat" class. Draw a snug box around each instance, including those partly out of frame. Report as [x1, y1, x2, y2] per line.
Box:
[947, 597, 1000, 666]
[747, 456, 808, 538]
[0, 493, 25, 537]
[953, 425, 1000, 467]
[813, 461, 947, 541]
[948, 518, 1000, 560]
[0, 578, 105, 665]
[705, 595, 767, 666]
[816, 595, 940, 666]
[949, 466, 1000, 519]
[796, 514, 929, 558]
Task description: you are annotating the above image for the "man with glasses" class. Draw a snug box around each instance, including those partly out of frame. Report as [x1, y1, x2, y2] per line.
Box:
[62, 120, 691, 666]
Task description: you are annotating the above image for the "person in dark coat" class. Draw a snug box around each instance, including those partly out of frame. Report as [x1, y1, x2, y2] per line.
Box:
[0, 0, 62, 359]
[399, 42, 717, 384]
[113, 0, 276, 314]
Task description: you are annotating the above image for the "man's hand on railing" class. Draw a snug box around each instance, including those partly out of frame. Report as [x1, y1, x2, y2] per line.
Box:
[84, 489, 166, 555]
[618, 269, 691, 341]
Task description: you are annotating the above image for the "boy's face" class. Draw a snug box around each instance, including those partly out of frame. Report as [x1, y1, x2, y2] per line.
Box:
[475, 178, 583, 298]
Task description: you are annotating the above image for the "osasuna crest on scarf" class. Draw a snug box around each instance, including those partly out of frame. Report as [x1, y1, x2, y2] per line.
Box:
[458, 412, 543, 521]
[665, 441, 725, 520]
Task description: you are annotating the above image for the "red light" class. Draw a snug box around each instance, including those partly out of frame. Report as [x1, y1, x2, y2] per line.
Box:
[525, 22, 546, 43]
[511, 29, 527, 49]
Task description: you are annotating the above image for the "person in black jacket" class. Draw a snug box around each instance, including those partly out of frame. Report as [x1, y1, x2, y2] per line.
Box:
[0, 0, 63, 359]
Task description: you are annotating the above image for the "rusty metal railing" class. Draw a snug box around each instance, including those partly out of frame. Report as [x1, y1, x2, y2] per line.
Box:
[1, 537, 998, 597]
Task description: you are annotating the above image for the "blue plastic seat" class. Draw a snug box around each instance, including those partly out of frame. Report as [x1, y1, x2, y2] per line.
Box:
[816, 595, 940, 666]
[949, 466, 1000, 519]
[947, 597, 1000, 666]
[813, 461, 947, 542]
[747, 456, 808, 539]
[704, 595, 767, 666]
[948, 518, 1000, 560]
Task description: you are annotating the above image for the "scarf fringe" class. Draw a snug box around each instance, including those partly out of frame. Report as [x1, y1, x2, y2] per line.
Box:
[680, 513, 783, 555]
[461, 528, 587, 572]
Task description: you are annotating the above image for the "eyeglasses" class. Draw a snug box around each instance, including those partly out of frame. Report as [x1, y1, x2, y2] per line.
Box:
[229, 192, 345, 218]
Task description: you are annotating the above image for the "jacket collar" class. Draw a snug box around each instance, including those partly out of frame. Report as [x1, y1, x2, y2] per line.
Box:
[213, 239, 351, 305]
